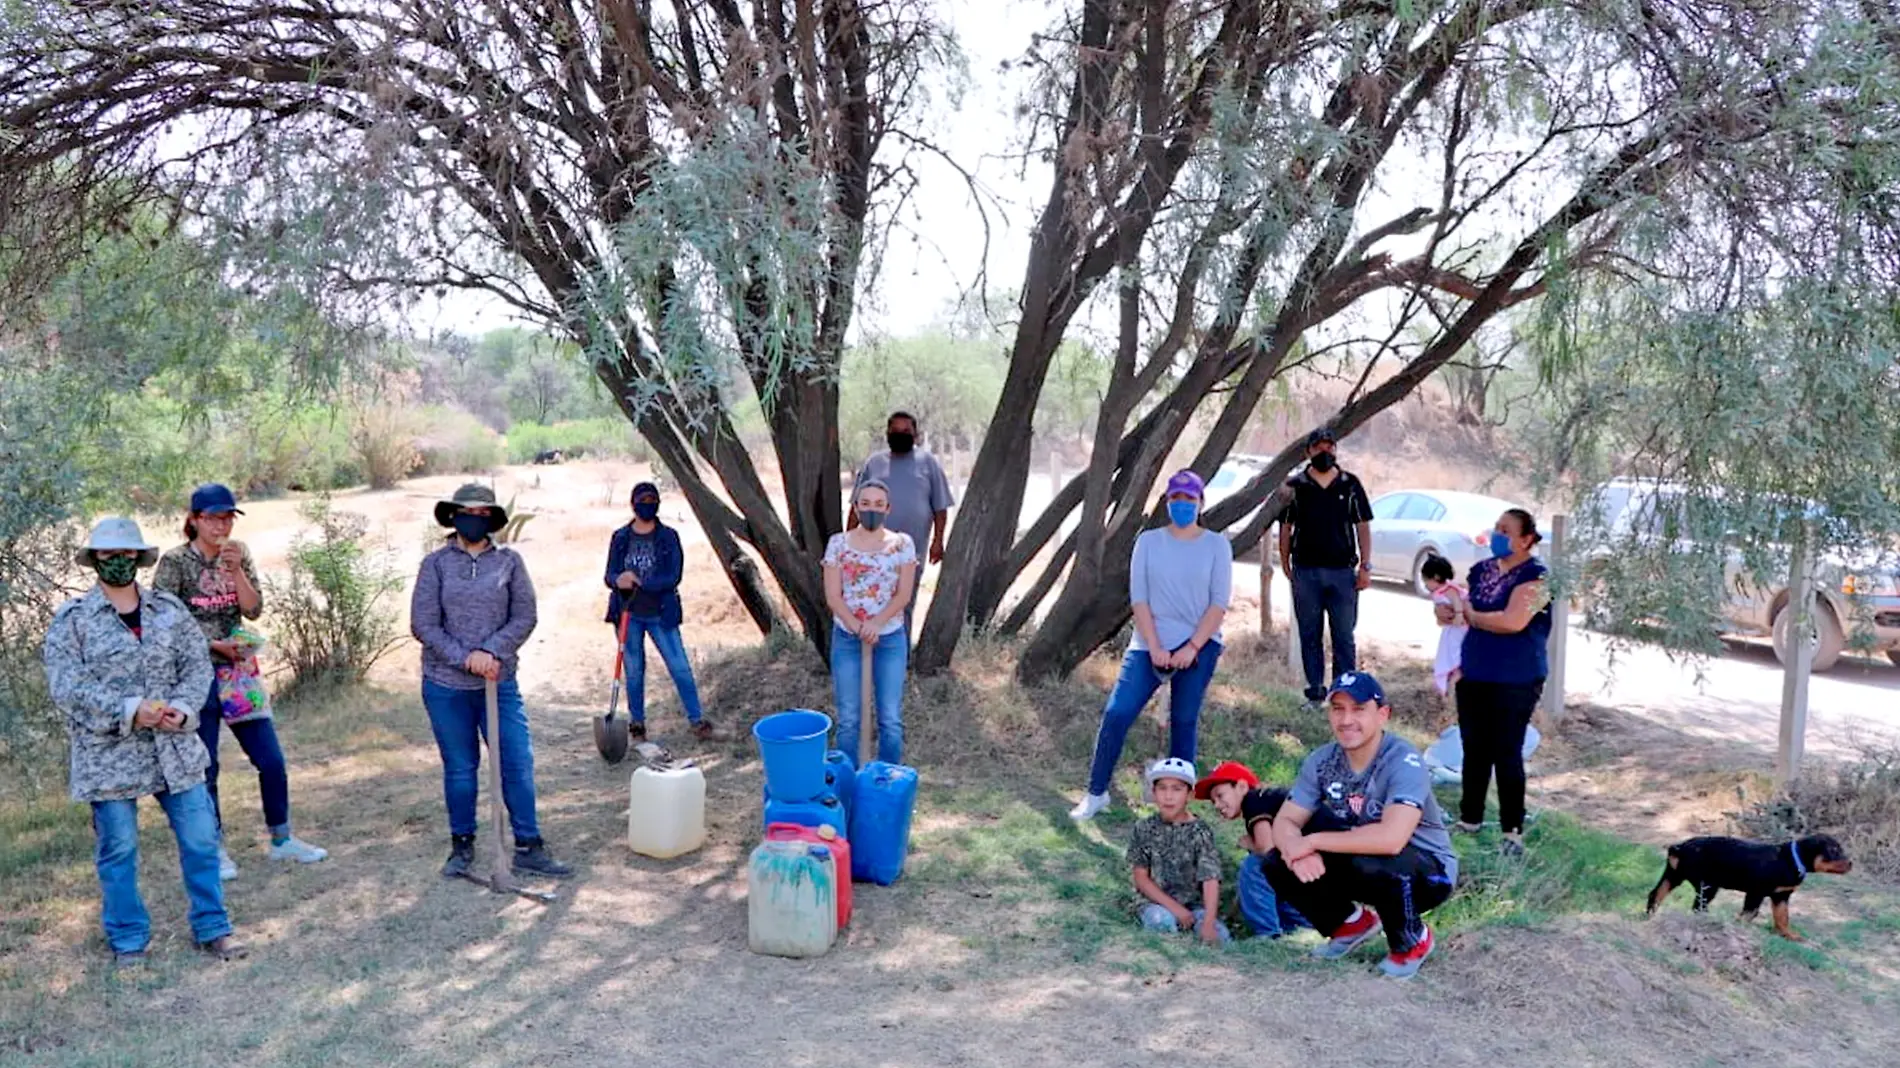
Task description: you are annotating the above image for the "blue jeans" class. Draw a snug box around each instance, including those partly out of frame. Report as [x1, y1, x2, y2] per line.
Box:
[830, 624, 907, 765]
[421, 679, 541, 840]
[1293, 566, 1360, 700]
[1085, 643, 1223, 796]
[91, 785, 230, 953]
[1237, 853, 1312, 937]
[198, 678, 291, 837]
[1138, 903, 1233, 943]
[623, 618, 704, 724]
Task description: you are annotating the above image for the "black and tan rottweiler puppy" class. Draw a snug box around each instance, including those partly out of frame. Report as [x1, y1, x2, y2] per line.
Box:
[1646, 834, 1852, 941]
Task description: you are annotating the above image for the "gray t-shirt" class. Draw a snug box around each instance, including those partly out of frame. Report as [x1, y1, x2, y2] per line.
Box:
[1128, 528, 1233, 653]
[856, 449, 956, 554]
[1291, 732, 1459, 882]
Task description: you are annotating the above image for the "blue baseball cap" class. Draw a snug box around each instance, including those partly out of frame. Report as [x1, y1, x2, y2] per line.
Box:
[188, 483, 244, 516]
[1327, 671, 1386, 705]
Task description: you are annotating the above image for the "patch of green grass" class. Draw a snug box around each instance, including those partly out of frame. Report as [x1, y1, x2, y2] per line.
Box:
[1434, 803, 1663, 932]
[0, 793, 92, 882]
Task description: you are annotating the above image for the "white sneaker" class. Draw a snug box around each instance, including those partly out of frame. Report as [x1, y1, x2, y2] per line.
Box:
[268, 836, 329, 864]
[1069, 792, 1112, 821]
[217, 846, 238, 881]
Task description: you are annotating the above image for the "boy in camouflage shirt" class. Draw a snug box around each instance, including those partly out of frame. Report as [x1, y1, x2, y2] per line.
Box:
[1127, 757, 1230, 945]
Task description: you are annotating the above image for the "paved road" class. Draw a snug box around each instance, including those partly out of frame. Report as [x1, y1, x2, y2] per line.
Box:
[1238, 562, 1900, 758]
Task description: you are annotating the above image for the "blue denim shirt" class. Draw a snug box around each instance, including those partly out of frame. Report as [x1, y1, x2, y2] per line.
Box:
[411, 540, 538, 690]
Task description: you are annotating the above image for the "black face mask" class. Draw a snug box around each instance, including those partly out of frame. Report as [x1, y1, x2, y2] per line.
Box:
[1309, 451, 1337, 473]
[887, 430, 915, 454]
[452, 513, 492, 543]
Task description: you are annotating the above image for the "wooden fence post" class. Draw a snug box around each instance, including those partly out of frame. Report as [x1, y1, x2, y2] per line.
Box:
[1259, 523, 1274, 636]
[1777, 535, 1815, 785]
[1543, 514, 1571, 726]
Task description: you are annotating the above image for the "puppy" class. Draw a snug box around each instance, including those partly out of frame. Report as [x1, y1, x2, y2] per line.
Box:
[1646, 834, 1852, 941]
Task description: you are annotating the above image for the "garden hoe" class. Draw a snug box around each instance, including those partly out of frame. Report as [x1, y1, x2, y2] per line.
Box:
[451, 679, 557, 903]
[593, 609, 632, 764]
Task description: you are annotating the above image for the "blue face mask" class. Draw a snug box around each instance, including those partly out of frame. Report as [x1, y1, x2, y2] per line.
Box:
[1167, 501, 1200, 528]
[632, 501, 659, 521]
[859, 510, 888, 531]
[1489, 531, 1515, 559]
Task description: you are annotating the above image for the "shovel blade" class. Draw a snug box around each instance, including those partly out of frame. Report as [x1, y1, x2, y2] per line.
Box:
[594, 711, 630, 764]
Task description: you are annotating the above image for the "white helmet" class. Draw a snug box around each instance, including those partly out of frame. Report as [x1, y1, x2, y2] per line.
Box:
[1142, 757, 1199, 802]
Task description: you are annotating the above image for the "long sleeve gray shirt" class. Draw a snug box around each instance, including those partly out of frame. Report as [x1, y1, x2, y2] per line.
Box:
[410, 540, 538, 690]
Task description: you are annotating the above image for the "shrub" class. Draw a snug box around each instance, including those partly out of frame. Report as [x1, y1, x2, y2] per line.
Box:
[266, 497, 406, 692]
[413, 405, 503, 476]
[504, 417, 650, 464]
[351, 403, 423, 490]
[213, 400, 356, 496]
[1733, 744, 1900, 882]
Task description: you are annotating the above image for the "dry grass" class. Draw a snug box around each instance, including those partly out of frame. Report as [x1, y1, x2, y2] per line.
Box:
[1734, 741, 1900, 881]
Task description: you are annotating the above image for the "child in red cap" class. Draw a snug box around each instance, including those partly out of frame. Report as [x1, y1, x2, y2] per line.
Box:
[1195, 760, 1310, 937]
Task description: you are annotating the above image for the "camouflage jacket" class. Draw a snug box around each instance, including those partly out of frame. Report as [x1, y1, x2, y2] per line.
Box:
[43, 585, 215, 803]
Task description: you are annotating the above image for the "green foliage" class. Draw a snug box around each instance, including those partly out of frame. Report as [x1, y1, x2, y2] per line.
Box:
[350, 403, 422, 490]
[266, 498, 405, 692]
[504, 418, 651, 464]
[412, 405, 502, 477]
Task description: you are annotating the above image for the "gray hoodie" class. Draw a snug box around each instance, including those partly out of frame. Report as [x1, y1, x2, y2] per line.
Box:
[410, 540, 538, 690]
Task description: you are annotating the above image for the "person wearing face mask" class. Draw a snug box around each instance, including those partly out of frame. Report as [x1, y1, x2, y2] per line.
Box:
[411, 483, 571, 880]
[1071, 470, 1233, 821]
[823, 479, 919, 764]
[851, 411, 955, 640]
[1440, 508, 1551, 857]
[1278, 427, 1374, 707]
[603, 481, 720, 743]
[43, 518, 248, 966]
[154, 483, 326, 880]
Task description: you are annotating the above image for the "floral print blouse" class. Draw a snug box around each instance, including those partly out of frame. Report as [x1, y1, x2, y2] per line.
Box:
[824, 531, 918, 636]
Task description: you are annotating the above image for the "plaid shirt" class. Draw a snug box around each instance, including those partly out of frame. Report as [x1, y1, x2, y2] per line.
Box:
[42, 586, 214, 802]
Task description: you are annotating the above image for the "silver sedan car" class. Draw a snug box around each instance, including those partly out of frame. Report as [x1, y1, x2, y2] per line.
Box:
[1366, 489, 1525, 596]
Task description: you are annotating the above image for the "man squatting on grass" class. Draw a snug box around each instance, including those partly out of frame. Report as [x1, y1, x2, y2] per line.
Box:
[1267, 671, 1459, 979]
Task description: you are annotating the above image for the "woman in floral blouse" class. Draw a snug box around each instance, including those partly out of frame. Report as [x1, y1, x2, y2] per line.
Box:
[823, 479, 918, 765]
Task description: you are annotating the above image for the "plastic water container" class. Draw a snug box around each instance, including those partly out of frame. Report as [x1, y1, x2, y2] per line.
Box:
[627, 763, 706, 859]
[763, 794, 847, 840]
[825, 749, 857, 815]
[766, 822, 853, 929]
[848, 761, 918, 886]
[752, 710, 832, 802]
[748, 839, 838, 958]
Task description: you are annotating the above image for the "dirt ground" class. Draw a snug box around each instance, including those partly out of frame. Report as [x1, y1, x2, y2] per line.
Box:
[4, 463, 1898, 1066]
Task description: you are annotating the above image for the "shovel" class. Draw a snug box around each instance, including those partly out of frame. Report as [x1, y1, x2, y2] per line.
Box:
[451, 678, 557, 903]
[594, 609, 632, 764]
[859, 633, 873, 769]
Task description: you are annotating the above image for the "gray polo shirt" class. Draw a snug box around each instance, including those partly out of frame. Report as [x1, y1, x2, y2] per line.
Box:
[1291, 732, 1459, 882]
[856, 448, 955, 553]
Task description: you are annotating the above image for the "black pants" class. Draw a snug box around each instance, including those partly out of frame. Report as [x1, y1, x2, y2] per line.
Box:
[1454, 678, 1543, 834]
[1265, 842, 1452, 954]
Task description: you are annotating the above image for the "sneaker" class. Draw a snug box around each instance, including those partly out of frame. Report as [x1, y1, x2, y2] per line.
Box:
[440, 834, 476, 879]
[1500, 832, 1526, 859]
[691, 718, 724, 742]
[1378, 925, 1435, 979]
[198, 935, 250, 962]
[512, 840, 574, 879]
[1451, 820, 1483, 835]
[217, 845, 239, 881]
[268, 836, 329, 864]
[1068, 792, 1111, 821]
[629, 720, 648, 743]
[112, 948, 148, 971]
[1312, 907, 1384, 960]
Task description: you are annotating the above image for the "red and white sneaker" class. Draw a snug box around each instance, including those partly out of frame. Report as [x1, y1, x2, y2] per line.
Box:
[1378, 925, 1435, 979]
[1312, 906, 1383, 959]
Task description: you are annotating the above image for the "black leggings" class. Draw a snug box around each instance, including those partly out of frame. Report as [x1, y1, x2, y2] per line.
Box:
[1454, 678, 1543, 834]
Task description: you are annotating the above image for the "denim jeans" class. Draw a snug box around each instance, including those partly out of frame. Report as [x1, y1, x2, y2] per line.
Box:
[623, 617, 704, 724]
[1084, 642, 1223, 796]
[421, 679, 541, 841]
[198, 678, 291, 837]
[1138, 903, 1233, 942]
[91, 785, 231, 953]
[1292, 566, 1360, 700]
[1237, 853, 1312, 937]
[830, 624, 908, 765]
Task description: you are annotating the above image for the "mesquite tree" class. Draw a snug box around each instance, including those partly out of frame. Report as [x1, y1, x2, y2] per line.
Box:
[915, 0, 1900, 679]
[1, 0, 947, 657]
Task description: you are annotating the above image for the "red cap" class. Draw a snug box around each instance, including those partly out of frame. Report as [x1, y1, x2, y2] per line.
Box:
[1193, 760, 1260, 800]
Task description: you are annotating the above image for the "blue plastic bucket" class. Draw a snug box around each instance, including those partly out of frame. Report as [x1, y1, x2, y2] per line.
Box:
[752, 710, 833, 802]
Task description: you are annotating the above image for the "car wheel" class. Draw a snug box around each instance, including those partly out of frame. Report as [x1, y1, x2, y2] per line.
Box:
[1411, 550, 1437, 599]
[1886, 649, 1900, 669]
[1772, 600, 1845, 673]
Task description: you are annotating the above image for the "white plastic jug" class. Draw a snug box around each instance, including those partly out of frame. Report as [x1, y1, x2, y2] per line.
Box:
[627, 764, 707, 859]
[747, 840, 838, 959]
